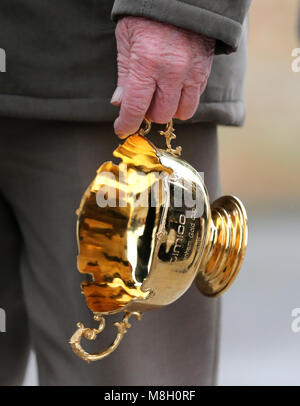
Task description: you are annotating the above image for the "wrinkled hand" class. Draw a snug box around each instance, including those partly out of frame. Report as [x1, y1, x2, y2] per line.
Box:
[111, 16, 215, 138]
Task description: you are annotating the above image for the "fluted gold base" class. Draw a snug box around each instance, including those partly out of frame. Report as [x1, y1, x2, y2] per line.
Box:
[195, 196, 248, 297]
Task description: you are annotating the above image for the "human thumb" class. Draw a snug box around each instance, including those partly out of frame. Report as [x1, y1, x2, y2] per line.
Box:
[110, 86, 123, 106]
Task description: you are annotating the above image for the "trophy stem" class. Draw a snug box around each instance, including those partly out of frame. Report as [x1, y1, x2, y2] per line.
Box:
[195, 196, 248, 297]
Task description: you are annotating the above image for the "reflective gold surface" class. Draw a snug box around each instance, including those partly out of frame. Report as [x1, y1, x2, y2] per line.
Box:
[77, 134, 171, 314]
[195, 195, 248, 296]
[71, 119, 248, 362]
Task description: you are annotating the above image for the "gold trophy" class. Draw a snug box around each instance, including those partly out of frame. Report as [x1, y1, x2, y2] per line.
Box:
[70, 118, 248, 362]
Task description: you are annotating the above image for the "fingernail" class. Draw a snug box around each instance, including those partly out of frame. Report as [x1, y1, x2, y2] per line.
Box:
[114, 119, 129, 139]
[110, 86, 123, 106]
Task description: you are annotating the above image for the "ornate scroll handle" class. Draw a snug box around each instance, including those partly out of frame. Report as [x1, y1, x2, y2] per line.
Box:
[139, 118, 182, 157]
[70, 311, 142, 363]
[159, 120, 182, 157]
[138, 117, 152, 137]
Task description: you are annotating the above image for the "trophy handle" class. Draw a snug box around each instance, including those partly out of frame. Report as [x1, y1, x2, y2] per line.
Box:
[70, 312, 142, 362]
[139, 118, 182, 157]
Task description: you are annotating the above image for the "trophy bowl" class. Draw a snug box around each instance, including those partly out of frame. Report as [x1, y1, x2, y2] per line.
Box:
[70, 119, 248, 362]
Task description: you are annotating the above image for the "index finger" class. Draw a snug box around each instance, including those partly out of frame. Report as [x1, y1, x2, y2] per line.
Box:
[114, 72, 156, 138]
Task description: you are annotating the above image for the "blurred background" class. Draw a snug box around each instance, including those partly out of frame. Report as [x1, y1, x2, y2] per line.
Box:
[23, 0, 300, 385]
[218, 0, 300, 385]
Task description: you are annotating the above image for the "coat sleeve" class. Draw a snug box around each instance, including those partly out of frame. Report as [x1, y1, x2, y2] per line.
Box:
[111, 0, 252, 54]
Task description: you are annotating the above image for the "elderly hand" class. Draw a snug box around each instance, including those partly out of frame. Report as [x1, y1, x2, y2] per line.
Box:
[111, 16, 215, 138]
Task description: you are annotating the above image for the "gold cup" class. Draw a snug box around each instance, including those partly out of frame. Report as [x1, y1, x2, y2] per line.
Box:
[70, 119, 248, 362]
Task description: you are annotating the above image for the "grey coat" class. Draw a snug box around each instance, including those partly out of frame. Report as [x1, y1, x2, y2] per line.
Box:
[0, 0, 251, 126]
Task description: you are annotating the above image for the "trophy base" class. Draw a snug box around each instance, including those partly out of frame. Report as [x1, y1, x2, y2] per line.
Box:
[195, 195, 248, 297]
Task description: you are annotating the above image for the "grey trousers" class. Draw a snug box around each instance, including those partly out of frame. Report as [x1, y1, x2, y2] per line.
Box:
[0, 118, 221, 386]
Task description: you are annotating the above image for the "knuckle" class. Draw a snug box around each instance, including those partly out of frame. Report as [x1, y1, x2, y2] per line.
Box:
[131, 50, 158, 71]
[170, 52, 190, 74]
[175, 58, 190, 73]
[191, 65, 210, 84]
[125, 100, 146, 117]
[148, 111, 172, 124]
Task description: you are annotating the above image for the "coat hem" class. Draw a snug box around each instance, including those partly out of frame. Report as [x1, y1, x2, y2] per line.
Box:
[0, 94, 245, 127]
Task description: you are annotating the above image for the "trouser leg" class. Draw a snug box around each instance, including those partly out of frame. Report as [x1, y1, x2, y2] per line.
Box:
[0, 117, 220, 385]
[149, 121, 222, 385]
[0, 193, 30, 386]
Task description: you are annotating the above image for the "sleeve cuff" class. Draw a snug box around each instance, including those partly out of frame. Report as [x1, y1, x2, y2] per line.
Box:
[111, 0, 251, 54]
